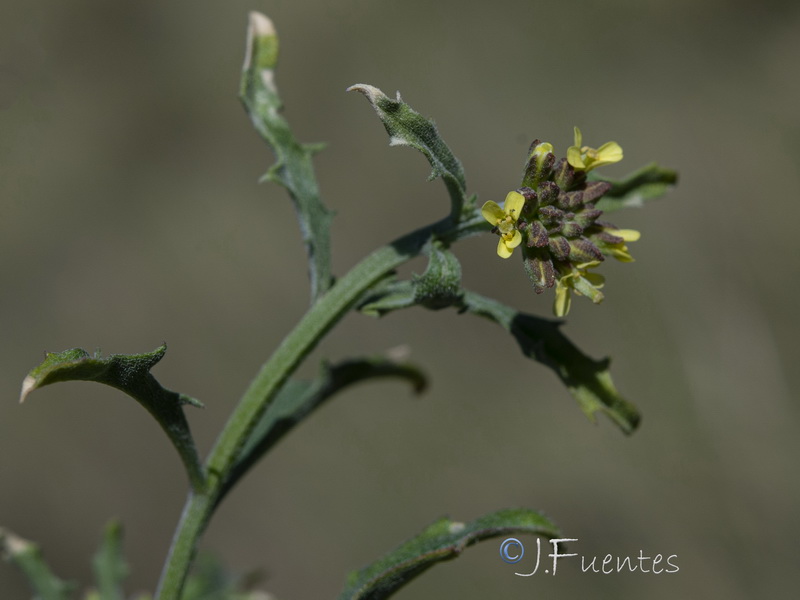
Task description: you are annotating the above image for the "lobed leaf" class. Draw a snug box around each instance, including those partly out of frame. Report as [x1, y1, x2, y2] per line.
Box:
[348, 84, 469, 219]
[20, 345, 205, 491]
[338, 508, 559, 600]
[462, 292, 640, 433]
[0, 527, 74, 600]
[240, 12, 334, 302]
[591, 162, 677, 212]
[357, 281, 639, 433]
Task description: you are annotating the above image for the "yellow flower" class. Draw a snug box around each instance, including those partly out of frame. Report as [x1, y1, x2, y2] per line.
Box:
[481, 191, 526, 258]
[566, 127, 623, 172]
[553, 261, 605, 317]
[604, 228, 640, 262]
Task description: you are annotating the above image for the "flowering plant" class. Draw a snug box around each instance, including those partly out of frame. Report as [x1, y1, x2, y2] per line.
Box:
[1, 12, 676, 600]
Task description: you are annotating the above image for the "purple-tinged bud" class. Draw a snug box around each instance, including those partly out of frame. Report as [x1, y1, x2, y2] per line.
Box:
[548, 235, 571, 261]
[552, 158, 581, 190]
[523, 251, 556, 293]
[573, 208, 603, 228]
[558, 191, 583, 211]
[582, 181, 612, 203]
[590, 230, 625, 245]
[568, 237, 604, 263]
[538, 205, 565, 224]
[521, 140, 556, 189]
[536, 181, 560, 206]
[562, 221, 584, 237]
[526, 220, 550, 247]
[517, 186, 538, 215]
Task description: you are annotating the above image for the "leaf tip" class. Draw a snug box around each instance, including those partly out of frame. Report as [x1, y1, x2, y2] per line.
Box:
[0, 527, 30, 556]
[346, 83, 384, 102]
[244, 11, 278, 73]
[19, 375, 35, 403]
[248, 11, 275, 37]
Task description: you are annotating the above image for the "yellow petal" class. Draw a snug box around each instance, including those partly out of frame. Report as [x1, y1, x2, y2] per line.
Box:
[481, 201, 504, 225]
[573, 126, 582, 148]
[503, 191, 525, 219]
[596, 141, 623, 164]
[497, 237, 513, 258]
[611, 246, 635, 262]
[609, 228, 640, 242]
[566, 146, 585, 170]
[506, 229, 522, 249]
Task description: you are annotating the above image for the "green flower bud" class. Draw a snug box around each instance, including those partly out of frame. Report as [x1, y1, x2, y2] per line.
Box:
[523, 249, 555, 294]
[526, 220, 550, 248]
[548, 235, 571, 261]
[536, 181, 561, 206]
[568, 237, 604, 263]
[521, 140, 556, 188]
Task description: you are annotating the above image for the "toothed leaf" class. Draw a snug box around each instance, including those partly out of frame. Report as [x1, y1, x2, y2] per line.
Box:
[20, 344, 205, 490]
[462, 292, 640, 433]
[240, 12, 334, 302]
[338, 508, 559, 600]
[348, 84, 468, 218]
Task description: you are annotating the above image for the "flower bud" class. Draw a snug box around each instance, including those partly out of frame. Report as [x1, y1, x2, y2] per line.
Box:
[521, 140, 556, 188]
[568, 238, 604, 263]
[526, 220, 549, 248]
[523, 249, 555, 293]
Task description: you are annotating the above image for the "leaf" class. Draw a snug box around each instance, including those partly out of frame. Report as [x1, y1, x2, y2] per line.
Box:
[462, 292, 640, 433]
[338, 508, 559, 600]
[0, 527, 74, 600]
[348, 84, 469, 219]
[20, 345, 206, 491]
[591, 162, 678, 212]
[354, 274, 638, 432]
[240, 12, 334, 303]
[91, 521, 128, 600]
[358, 244, 464, 316]
[219, 356, 427, 501]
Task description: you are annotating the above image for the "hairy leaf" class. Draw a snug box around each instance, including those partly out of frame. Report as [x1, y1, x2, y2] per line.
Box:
[20, 345, 205, 490]
[463, 292, 640, 433]
[0, 527, 74, 600]
[219, 356, 427, 501]
[241, 12, 334, 302]
[348, 84, 469, 219]
[591, 162, 677, 212]
[338, 508, 559, 600]
[356, 280, 639, 432]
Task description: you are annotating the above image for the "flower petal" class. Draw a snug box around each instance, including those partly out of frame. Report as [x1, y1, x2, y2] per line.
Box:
[497, 237, 513, 259]
[573, 126, 582, 148]
[503, 191, 525, 219]
[506, 229, 522, 249]
[608, 228, 640, 242]
[596, 141, 623, 164]
[481, 201, 505, 225]
[566, 146, 585, 170]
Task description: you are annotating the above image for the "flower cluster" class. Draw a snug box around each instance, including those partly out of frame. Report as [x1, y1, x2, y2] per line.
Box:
[481, 128, 638, 317]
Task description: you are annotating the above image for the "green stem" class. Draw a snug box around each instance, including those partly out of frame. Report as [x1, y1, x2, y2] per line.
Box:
[155, 213, 487, 599]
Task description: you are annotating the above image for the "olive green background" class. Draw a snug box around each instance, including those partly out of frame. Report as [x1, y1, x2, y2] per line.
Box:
[1, 0, 798, 598]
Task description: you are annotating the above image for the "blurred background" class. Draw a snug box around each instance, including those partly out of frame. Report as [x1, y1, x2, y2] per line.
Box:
[1, 0, 799, 598]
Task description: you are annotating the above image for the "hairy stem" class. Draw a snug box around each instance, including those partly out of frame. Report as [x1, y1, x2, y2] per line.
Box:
[155, 212, 487, 599]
